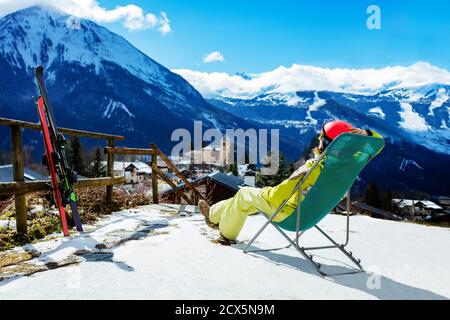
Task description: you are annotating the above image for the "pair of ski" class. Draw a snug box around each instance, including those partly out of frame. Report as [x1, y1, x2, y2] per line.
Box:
[34, 66, 83, 236]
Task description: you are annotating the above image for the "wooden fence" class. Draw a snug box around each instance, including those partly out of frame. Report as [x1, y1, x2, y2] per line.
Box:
[0, 117, 204, 235]
[0, 117, 125, 234]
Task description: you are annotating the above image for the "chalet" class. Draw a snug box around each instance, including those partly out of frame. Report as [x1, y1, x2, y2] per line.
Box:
[100, 161, 130, 177]
[98, 161, 152, 183]
[160, 171, 247, 205]
[170, 156, 192, 172]
[125, 162, 152, 184]
[204, 171, 245, 205]
[392, 199, 443, 216]
[157, 159, 169, 173]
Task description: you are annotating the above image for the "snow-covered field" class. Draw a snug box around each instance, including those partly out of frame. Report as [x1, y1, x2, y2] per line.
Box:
[0, 204, 449, 300]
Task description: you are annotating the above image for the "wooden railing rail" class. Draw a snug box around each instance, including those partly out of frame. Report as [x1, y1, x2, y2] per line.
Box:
[0, 117, 125, 140]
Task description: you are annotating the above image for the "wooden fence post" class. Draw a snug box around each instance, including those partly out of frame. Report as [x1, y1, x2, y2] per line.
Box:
[106, 138, 115, 206]
[151, 153, 159, 204]
[194, 191, 199, 205]
[11, 125, 27, 234]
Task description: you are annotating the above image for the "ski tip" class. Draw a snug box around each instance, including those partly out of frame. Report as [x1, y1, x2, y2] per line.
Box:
[34, 65, 44, 76]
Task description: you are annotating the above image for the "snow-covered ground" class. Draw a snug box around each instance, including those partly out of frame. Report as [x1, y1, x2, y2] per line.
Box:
[0, 204, 449, 300]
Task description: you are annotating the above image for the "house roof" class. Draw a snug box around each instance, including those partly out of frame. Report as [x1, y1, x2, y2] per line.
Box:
[208, 171, 245, 192]
[164, 172, 178, 179]
[0, 164, 45, 182]
[160, 170, 244, 195]
[157, 159, 168, 167]
[100, 161, 131, 172]
[418, 200, 442, 210]
[392, 199, 442, 210]
[126, 161, 152, 174]
[160, 175, 209, 194]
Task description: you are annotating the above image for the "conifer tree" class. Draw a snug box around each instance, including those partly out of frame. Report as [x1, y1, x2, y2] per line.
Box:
[257, 152, 290, 187]
[364, 180, 382, 208]
[91, 145, 105, 177]
[69, 136, 85, 175]
[232, 162, 238, 176]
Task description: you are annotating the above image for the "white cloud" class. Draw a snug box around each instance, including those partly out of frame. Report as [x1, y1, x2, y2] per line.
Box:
[203, 51, 224, 63]
[158, 12, 171, 35]
[173, 62, 450, 98]
[0, 0, 171, 33]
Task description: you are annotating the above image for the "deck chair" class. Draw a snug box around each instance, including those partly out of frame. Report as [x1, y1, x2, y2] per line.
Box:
[243, 133, 385, 276]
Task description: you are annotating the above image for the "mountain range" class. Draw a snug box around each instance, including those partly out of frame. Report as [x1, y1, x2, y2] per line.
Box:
[0, 6, 448, 196]
[209, 85, 450, 195]
[0, 6, 297, 155]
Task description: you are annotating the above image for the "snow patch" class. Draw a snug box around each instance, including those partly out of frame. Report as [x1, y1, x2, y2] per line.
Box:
[399, 158, 424, 171]
[429, 88, 449, 116]
[0, 220, 15, 229]
[103, 100, 135, 118]
[22, 208, 168, 267]
[368, 107, 386, 119]
[258, 93, 292, 105]
[306, 92, 326, 125]
[201, 112, 221, 130]
[398, 102, 429, 132]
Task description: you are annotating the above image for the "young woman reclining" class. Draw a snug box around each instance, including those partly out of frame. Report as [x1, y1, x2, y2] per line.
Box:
[198, 120, 382, 244]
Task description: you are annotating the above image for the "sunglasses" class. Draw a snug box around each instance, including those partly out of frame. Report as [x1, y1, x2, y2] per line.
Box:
[319, 128, 332, 147]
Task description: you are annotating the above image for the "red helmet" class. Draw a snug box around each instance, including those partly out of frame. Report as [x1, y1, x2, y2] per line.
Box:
[322, 120, 353, 142]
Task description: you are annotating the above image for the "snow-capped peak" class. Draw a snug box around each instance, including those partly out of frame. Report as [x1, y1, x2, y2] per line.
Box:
[0, 6, 198, 99]
[378, 83, 450, 104]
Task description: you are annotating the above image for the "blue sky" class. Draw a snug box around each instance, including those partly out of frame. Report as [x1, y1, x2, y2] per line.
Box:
[102, 0, 449, 73]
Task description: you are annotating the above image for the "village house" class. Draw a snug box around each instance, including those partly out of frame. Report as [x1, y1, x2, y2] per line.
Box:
[125, 162, 152, 184]
[159, 170, 247, 205]
[203, 171, 246, 205]
[99, 161, 152, 184]
[156, 159, 169, 173]
[392, 199, 443, 217]
[169, 156, 191, 172]
[99, 161, 130, 177]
